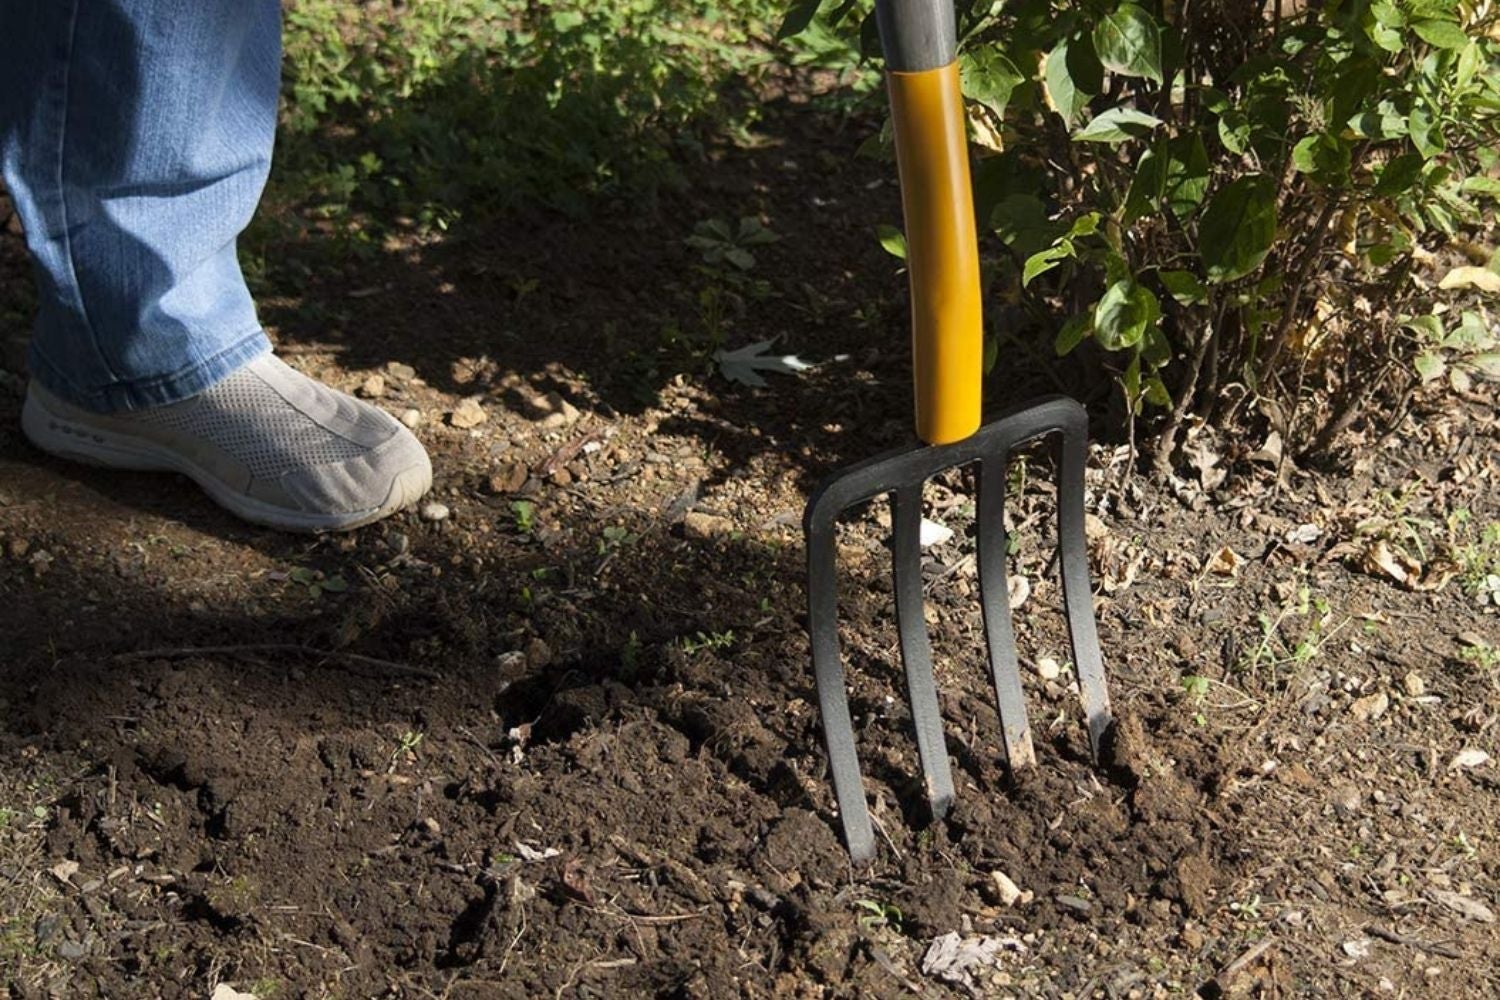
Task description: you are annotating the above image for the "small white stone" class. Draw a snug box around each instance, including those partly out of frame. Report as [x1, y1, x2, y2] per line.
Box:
[1036, 657, 1062, 681]
[419, 501, 451, 523]
[400, 408, 423, 429]
[919, 518, 953, 547]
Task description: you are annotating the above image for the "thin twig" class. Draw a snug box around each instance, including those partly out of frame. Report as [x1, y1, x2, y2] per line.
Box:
[114, 644, 440, 680]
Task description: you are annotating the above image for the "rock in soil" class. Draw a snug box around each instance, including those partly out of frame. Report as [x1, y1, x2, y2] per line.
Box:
[449, 398, 487, 429]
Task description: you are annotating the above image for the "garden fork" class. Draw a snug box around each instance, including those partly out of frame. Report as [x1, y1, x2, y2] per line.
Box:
[803, 0, 1114, 863]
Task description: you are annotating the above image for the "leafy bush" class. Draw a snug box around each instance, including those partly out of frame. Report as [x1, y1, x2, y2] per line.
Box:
[787, 0, 1500, 465]
[273, 0, 785, 230]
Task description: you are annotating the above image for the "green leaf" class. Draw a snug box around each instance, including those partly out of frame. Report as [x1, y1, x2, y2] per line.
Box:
[1457, 40, 1482, 89]
[776, 0, 822, 41]
[1217, 108, 1250, 154]
[320, 575, 349, 593]
[1412, 19, 1469, 49]
[1160, 269, 1208, 305]
[875, 224, 907, 260]
[1092, 4, 1163, 83]
[1055, 314, 1092, 356]
[960, 48, 1024, 120]
[1072, 106, 1162, 143]
[983, 335, 999, 375]
[1199, 175, 1278, 284]
[1468, 353, 1500, 378]
[1023, 240, 1076, 286]
[1163, 134, 1210, 218]
[991, 194, 1064, 259]
[1374, 153, 1425, 196]
[1123, 144, 1166, 222]
[1414, 352, 1447, 382]
[1143, 374, 1172, 407]
[1291, 133, 1352, 185]
[1044, 36, 1104, 126]
[1402, 314, 1444, 340]
[1410, 103, 1444, 158]
[1461, 176, 1500, 198]
[1093, 279, 1160, 351]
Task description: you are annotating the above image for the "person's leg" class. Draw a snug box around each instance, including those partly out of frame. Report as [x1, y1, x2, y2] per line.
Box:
[1, 0, 432, 532]
[0, 0, 278, 413]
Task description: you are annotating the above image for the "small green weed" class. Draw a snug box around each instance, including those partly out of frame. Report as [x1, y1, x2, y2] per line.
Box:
[678, 630, 735, 654]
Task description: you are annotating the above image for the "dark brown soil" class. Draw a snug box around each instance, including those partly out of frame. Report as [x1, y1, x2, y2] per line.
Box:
[2, 92, 1498, 1000]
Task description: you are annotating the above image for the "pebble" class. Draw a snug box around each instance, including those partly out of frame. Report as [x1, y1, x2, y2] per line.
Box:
[57, 939, 87, 960]
[399, 409, 423, 429]
[449, 398, 488, 429]
[419, 502, 450, 523]
[358, 373, 387, 398]
[1331, 783, 1363, 816]
[1402, 672, 1425, 697]
[1036, 657, 1062, 681]
[526, 637, 553, 669]
[1349, 690, 1389, 722]
[518, 390, 580, 429]
[386, 361, 417, 380]
[682, 511, 734, 540]
[488, 462, 529, 494]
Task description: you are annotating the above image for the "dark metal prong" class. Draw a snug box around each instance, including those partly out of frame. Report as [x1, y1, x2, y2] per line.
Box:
[1054, 412, 1113, 757]
[891, 486, 955, 820]
[976, 458, 1036, 769]
[805, 496, 878, 864]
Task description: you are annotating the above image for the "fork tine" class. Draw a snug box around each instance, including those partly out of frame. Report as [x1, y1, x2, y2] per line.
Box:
[1055, 409, 1113, 757]
[891, 485, 956, 820]
[805, 498, 878, 863]
[976, 457, 1037, 769]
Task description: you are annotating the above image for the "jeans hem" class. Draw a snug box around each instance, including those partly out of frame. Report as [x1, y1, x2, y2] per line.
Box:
[28, 327, 272, 413]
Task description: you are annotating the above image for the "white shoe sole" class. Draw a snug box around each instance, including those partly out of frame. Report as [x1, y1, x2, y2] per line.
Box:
[21, 391, 432, 533]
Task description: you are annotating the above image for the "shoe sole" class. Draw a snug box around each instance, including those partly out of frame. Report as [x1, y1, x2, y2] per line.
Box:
[21, 391, 432, 533]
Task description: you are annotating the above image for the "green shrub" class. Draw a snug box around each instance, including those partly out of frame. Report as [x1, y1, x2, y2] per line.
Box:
[787, 0, 1500, 465]
[272, 0, 785, 229]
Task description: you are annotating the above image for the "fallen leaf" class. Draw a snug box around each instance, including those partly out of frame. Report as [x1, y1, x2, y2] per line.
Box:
[921, 931, 1025, 994]
[210, 986, 259, 1000]
[50, 860, 80, 885]
[1285, 523, 1322, 544]
[1341, 938, 1372, 959]
[514, 842, 561, 863]
[1428, 888, 1495, 923]
[1362, 540, 1418, 586]
[1448, 748, 1490, 771]
[714, 340, 815, 388]
[1438, 266, 1500, 293]
[1207, 546, 1245, 577]
[1007, 573, 1031, 609]
[1249, 430, 1283, 465]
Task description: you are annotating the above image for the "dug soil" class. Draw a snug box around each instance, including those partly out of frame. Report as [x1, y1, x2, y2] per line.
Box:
[2, 87, 1498, 998]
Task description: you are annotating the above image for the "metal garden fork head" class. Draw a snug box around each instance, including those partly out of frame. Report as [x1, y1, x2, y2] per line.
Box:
[802, 0, 1115, 864]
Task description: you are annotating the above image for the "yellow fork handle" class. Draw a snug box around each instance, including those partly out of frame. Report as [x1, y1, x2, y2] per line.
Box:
[888, 62, 982, 446]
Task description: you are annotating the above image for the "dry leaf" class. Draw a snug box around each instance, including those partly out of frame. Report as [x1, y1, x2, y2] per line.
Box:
[50, 860, 80, 884]
[1448, 748, 1490, 771]
[1207, 546, 1245, 577]
[1428, 888, 1495, 923]
[1362, 540, 1418, 586]
[1007, 574, 1031, 609]
[1437, 266, 1500, 293]
[921, 932, 1026, 994]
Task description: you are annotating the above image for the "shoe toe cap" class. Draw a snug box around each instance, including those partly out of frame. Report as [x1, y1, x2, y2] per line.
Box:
[262, 423, 433, 521]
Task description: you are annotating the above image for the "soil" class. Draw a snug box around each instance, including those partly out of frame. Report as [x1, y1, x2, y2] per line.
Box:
[2, 86, 1498, 999]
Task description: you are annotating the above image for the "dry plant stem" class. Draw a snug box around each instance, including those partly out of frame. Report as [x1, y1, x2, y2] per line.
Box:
[1258, 195, 1340, 382]
[114, 644, 441, 680]
[1153, 301, 1222, 475]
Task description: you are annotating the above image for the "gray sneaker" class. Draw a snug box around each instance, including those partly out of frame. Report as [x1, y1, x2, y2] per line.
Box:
[21, 354, 433, 532]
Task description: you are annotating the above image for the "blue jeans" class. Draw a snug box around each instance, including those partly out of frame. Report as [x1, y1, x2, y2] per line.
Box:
[0, 0, 279, 413]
